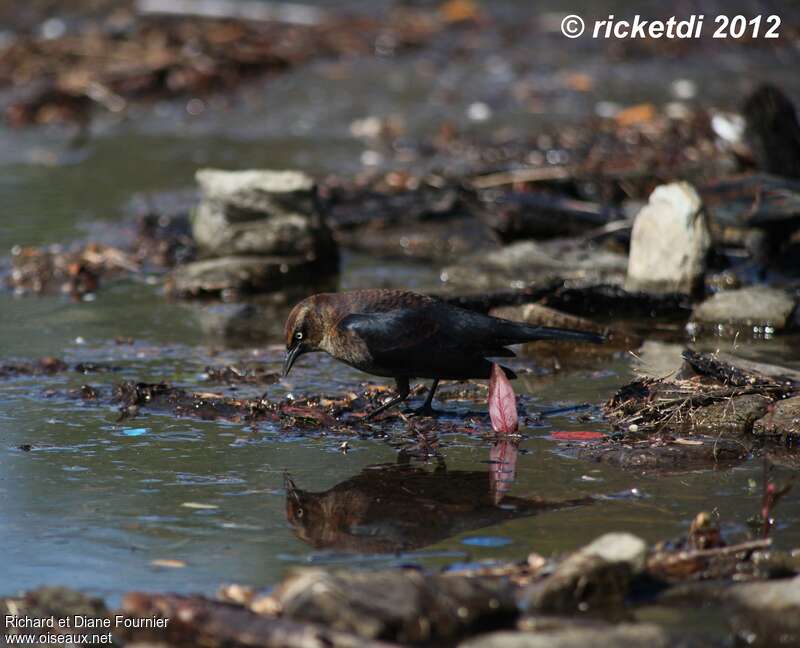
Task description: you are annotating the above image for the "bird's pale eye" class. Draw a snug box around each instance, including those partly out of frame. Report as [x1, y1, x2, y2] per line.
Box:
[295, 331, 303, 341]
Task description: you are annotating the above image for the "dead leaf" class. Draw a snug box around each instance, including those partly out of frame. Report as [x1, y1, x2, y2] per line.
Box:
[564, 72, 593, 92]
[440, 0, 481, 23]
[615, 103, 656, 127]
[550, 431, 606, 441]
[488, 363, 518, 433]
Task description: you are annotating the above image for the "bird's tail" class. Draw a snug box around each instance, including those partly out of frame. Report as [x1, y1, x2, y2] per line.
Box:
[495, 320, 605, 345]
[522, 325, 604, 344]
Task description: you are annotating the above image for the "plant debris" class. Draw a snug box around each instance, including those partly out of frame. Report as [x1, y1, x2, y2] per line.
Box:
[603, 350, 799, 438]
[2, 4, 474, 127]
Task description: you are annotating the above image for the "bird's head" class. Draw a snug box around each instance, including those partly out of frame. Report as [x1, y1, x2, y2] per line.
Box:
[283, 296, 326, 377]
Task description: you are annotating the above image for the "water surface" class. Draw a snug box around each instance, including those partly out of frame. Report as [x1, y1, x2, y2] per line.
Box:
[1, 0, 799, 610]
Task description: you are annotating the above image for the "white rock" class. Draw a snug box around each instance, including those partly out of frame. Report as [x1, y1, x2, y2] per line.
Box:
[190, 168, 337, 263]
[625, 182, 710, 295]
[196, 168, 314, 200]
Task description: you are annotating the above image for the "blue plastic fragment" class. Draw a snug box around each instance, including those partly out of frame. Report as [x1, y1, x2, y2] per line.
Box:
[461, 536, 512, 547]
[122, 427, 148, 437]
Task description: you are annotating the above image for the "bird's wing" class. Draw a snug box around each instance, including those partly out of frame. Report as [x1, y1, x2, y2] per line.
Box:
[337, 307, 523, 379]
[337, 308, 514, 365]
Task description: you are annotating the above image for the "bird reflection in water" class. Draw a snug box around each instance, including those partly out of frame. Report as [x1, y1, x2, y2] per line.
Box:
[285, 440, 592, 553]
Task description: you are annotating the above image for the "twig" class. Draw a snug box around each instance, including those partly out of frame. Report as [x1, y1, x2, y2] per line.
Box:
[678, 538, 771, 559]
[649, 538, 772, 571]
[468, 166, 577, 189]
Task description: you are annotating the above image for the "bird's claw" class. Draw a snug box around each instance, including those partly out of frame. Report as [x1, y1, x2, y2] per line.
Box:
[407, 405, 441, 418]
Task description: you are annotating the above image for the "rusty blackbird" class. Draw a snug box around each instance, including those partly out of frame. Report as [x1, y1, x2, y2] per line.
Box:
[283, 289, 603, 417]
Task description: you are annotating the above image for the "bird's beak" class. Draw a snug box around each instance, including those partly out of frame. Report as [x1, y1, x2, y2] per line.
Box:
[283, 343, 306, 377]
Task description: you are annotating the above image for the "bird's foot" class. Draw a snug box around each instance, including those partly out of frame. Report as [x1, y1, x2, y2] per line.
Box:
[407, 404, 442, 418]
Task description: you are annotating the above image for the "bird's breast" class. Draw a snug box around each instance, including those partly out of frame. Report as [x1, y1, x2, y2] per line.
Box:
[321, 333, 399, 378]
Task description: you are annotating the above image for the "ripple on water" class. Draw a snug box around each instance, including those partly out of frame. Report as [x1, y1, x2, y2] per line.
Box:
[171, 473, 247, 486]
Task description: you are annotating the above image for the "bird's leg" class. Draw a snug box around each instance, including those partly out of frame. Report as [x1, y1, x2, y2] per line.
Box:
[411, 378, 440, 416]
[366, 377, 410, 419]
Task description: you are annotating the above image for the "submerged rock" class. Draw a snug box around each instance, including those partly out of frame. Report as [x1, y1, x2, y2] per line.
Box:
[691, 286, 798, 332]
[625, 182, 710, 295]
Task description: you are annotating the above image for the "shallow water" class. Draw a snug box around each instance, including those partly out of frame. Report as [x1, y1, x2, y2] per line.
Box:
[1, 0, 799, 622]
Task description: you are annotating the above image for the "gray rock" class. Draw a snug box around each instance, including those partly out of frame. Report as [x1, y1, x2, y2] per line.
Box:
[690, 394, 772, 436]
[459, 624, 673, 648]
[191, 168, 338, 267]
[193, 201, 324, 258]
[753, 395, 800, 436]
[442, 240, 627, 291]
[625, 182, 710, 295]
[273, 568, 517, 644]
[720, 576, 800, 647]
[522, 533, 646, 613]
[691, 286, 798, 331]
[579, 532, 647, 573]
[575, 436, 749, 472]
[168, 255, 324, 298]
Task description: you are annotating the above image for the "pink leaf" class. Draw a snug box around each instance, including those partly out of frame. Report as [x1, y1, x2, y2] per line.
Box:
[550, 431, 606, 441]
[489, 363, 518, 433]
[489, 440, 519, 504]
